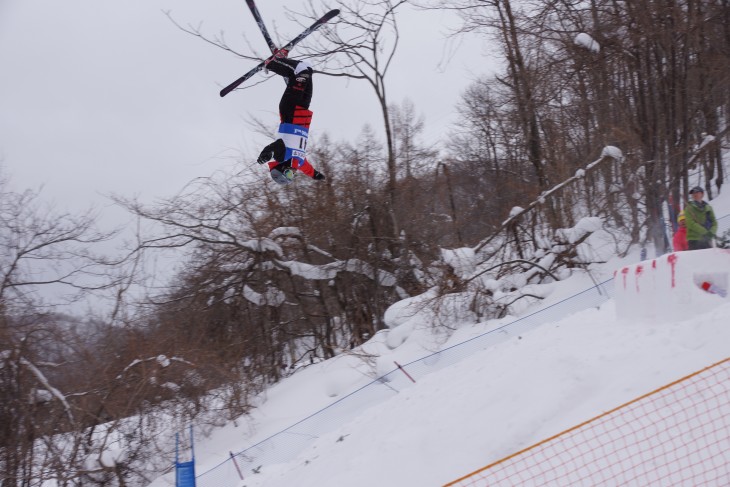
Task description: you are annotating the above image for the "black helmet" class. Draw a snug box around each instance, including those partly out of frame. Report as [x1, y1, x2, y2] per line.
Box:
[270, 163, 295, 186]
[689, 186, 704, 195]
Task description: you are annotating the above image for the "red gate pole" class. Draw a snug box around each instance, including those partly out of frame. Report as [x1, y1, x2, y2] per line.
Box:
[229, 451, 244, 480]
[394, 361, 416, 383]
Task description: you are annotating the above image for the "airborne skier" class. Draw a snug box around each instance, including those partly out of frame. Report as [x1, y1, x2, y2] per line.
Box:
[256, 52, 326, 185]
[218, 3, 337, 185]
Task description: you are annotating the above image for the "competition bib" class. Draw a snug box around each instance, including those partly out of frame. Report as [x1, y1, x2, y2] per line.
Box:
[277, 123, 309, 168]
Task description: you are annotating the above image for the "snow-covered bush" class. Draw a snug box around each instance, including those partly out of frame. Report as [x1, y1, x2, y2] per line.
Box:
[417, 148, 631, 329]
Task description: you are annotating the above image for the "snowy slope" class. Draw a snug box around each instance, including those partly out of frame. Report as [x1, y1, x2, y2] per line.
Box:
[244, 301, 730, 487]
[148, 190, 730, 487]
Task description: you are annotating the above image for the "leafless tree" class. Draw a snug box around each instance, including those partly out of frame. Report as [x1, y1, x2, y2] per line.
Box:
[0, 170, 248, 484]
[296, 0, 408, 238]
[0, 181, 117, 311]
[433, 0, 730, 252]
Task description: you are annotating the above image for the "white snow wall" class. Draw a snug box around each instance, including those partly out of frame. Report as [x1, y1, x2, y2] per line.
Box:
[614, 248, 730, 322]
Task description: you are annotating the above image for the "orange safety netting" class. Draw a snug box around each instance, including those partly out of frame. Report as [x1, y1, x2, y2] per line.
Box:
[445, 357, 730, 486]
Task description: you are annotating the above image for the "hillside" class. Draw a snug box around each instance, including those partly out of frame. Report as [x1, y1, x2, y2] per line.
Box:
[147, 192, 730, 486]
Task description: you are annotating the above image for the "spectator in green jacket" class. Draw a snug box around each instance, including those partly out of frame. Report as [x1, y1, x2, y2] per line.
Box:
[684, 186, 718, 250]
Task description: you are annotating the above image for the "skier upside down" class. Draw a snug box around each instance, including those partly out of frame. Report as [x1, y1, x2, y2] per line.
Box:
[256, 51, 326, 185]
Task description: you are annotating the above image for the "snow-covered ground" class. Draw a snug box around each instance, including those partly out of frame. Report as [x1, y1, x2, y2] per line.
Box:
[148, 191, 730, 487]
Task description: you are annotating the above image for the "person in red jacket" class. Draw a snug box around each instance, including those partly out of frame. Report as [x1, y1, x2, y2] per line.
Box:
[256, 52, 326, 185]
[672, 211, 688, 252]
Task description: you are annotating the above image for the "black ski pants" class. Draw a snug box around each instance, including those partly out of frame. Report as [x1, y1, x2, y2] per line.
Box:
[267, 58, 313, 124]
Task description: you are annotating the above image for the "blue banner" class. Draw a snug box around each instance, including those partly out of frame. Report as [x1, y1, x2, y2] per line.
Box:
[176, 460, 196, 487]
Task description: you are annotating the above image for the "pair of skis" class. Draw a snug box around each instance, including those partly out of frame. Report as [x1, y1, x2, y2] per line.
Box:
[219, 2, 339, 97]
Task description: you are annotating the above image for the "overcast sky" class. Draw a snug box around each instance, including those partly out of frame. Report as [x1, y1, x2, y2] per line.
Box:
[0, 1, 489, 226]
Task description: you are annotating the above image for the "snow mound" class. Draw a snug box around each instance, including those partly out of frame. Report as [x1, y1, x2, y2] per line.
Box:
[556, 217, 603, 244]
[441, 247, 477, 279]
[601, 145, 623, 160]
[574, 32, 600, 52]
[269, 227, 302, 239]
[323, 368, 362, 398]
[243, 284, 286, 306]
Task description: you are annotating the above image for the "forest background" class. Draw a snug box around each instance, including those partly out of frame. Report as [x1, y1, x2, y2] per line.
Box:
[1, 0, 729, 484]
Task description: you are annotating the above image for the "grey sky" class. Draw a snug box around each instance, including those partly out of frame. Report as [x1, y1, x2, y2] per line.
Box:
[0, 1, 484, 224]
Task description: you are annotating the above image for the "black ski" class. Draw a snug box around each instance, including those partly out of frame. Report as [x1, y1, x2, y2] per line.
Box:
[246, 0, 287, 87]
[245, 0, 277, 54]
[219, 9, 340, 98]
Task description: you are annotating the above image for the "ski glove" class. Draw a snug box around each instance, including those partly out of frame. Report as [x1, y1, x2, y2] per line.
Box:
[257, 148, 273, 165]
[313, 170, 326, 181]
[264, 48, 290, 73]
